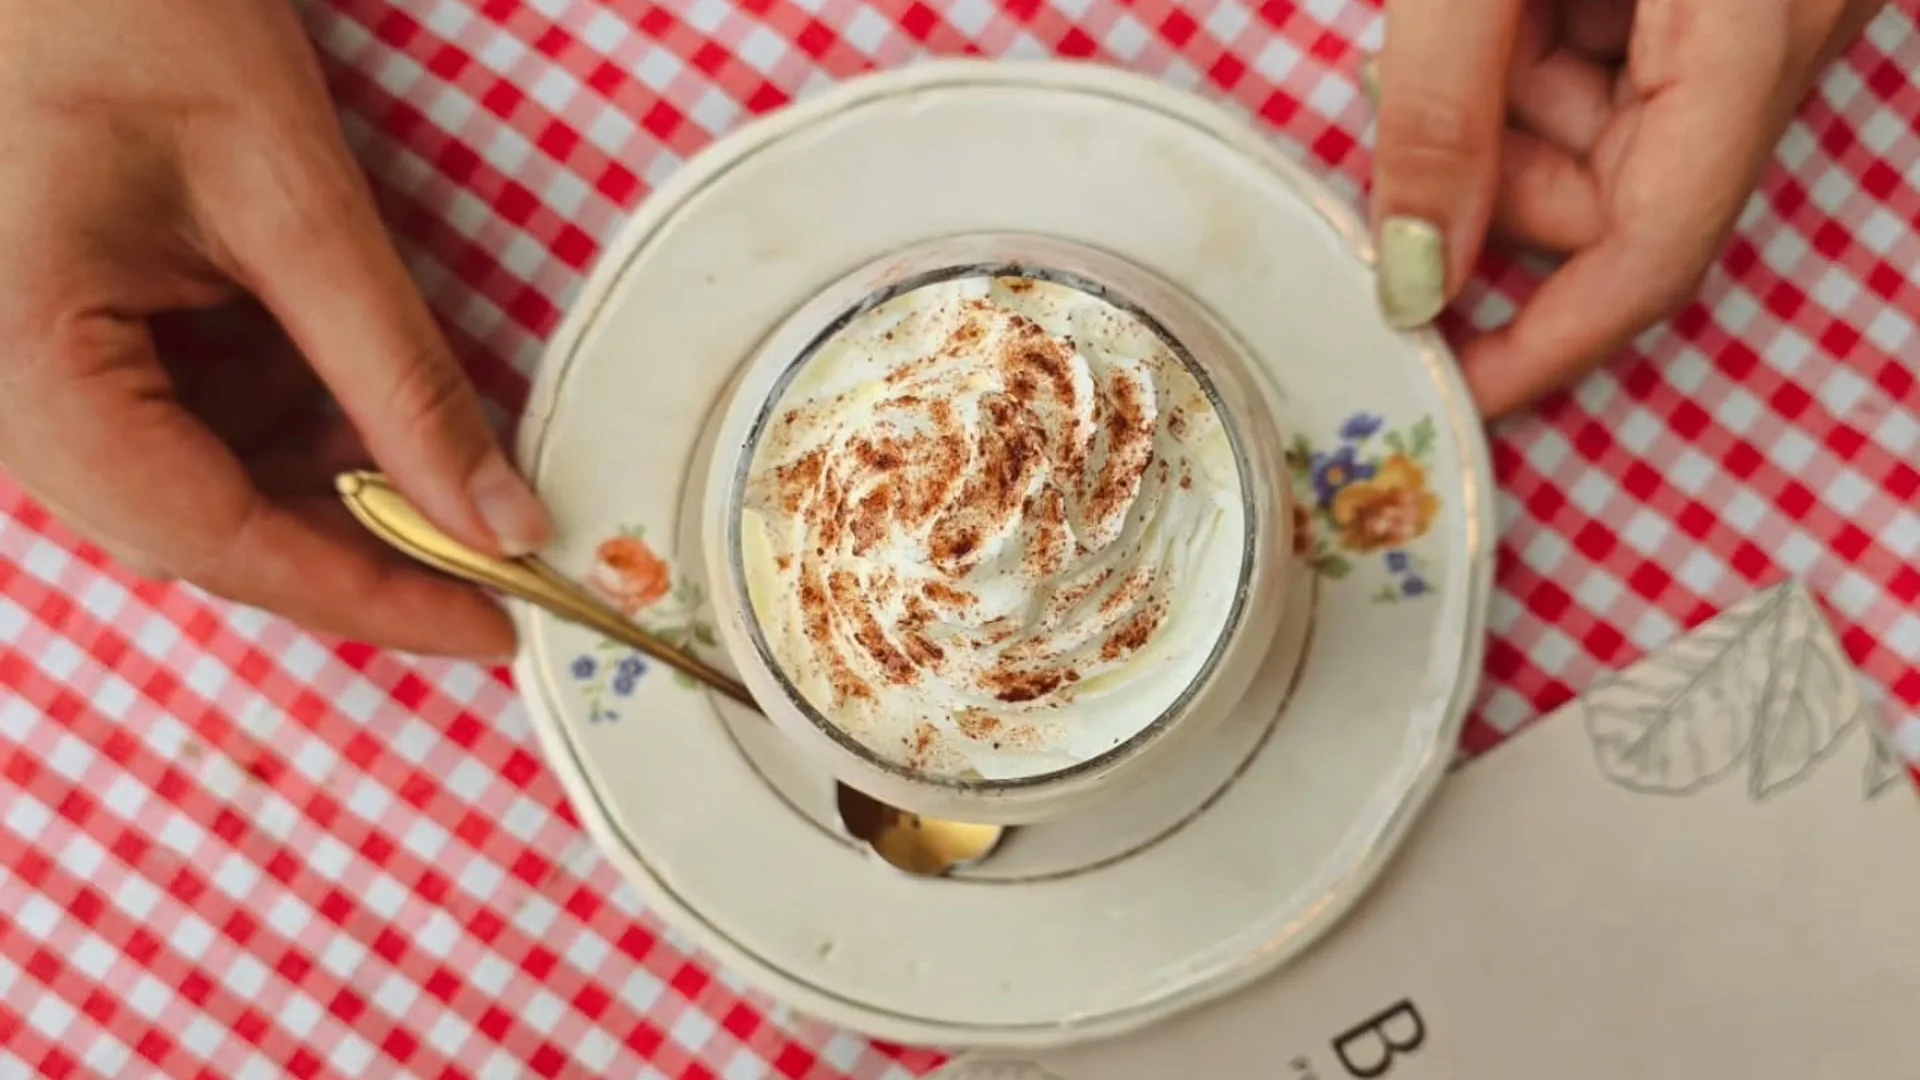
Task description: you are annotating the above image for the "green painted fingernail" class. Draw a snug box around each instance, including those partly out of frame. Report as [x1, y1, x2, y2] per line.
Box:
[1377, 216, 1446, 330]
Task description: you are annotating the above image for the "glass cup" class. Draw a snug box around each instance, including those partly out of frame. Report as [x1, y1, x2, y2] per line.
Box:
[703, 233, 1290, 825]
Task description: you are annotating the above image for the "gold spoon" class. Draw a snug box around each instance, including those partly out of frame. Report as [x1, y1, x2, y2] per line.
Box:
[334, 470, 1005, 876]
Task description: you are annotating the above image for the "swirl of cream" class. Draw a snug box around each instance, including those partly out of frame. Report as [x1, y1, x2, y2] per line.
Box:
[740, 276, 1244, 779]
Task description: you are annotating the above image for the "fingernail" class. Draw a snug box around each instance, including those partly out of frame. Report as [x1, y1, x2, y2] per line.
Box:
[469, 454, 551, 557]
[1359, 55, 1380, 106]
[1377, 216, 1447, 330]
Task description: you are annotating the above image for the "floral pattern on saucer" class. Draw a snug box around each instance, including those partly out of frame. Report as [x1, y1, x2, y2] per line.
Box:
[1287, 412, 1442, 603]
[569, 527, 718, 722]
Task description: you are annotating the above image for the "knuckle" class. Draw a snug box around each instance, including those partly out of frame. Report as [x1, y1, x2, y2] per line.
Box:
[384, 347, 474, 435]
[1377, 92, 1493, 173]
[229, 135, 371, 248]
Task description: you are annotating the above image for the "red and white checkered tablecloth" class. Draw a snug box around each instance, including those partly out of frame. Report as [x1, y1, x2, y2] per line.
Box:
[2, 0, 1917, 1076]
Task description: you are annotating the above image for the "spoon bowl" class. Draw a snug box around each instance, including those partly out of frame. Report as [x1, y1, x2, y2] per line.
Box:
[835, 784, 1006, 875]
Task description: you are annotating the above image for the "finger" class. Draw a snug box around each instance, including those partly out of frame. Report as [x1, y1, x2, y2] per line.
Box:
[1460, 236, 1690, 417]
[1365, 33, 1608, 163]
[1489, 129, 1607, 253]
[1508, 47, 1617, 155]
[197, 128, 551, 558]
[225, 495, 518, 659]
[1371, 0, 1529, 328]
[1463, 124, 1742, 417]
[1465, 11, 1791, 418]
[0, 315, 514, 658]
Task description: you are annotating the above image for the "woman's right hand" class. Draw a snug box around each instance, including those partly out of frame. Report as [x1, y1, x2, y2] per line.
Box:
[1369, 0, 1886, 419]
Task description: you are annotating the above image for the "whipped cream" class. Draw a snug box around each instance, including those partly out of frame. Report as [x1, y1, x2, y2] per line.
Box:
[739, 275, 1245, 780]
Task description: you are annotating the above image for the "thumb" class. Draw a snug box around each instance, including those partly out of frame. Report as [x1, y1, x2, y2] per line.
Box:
[1369, 0, 1528, 329]
[208, 140, 550, 557]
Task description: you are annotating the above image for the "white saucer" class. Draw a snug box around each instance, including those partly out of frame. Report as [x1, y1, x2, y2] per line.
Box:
[511, 60, 1494, 1050]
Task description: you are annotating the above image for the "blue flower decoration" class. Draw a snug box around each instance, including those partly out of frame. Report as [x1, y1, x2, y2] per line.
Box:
[612, 673, 637, 697]
[1340, 413, 1385, 442]
[1401, 575, 1430, 597]
[1311, 445, 1376, 505]
[617, 655, 646, 679]
[1385, 551, 1410, 573]
[571, 656, 596, 679]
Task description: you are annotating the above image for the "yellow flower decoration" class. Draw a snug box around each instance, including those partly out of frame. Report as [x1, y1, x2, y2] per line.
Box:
[1330, 453, 1440, 554]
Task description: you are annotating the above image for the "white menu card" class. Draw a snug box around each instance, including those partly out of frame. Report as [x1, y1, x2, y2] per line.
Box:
[937, 582, 1920, 1079]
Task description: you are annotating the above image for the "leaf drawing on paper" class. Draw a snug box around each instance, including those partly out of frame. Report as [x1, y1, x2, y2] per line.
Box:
[1581, 592, 1774, 795]
[1583, 586, 1866, 801]
[1866, 725, 1908, 800]
[1747, 588, 1858, 798]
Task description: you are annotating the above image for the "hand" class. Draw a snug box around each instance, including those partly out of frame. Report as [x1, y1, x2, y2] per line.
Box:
[1367, 0, 1886, 418]
[0, 0, 551, 658]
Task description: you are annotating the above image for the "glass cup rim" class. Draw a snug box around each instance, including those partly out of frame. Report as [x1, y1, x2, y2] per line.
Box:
[722, 238, 1264, 793]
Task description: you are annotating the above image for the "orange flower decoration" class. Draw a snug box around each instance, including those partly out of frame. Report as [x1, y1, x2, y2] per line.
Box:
[591, 535, 671, 615]
[1330, 454, 1440, 554]
[1290, 497, 1313, 558]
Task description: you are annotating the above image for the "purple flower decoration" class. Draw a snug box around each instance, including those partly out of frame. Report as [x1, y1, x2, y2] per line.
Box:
[1340, 413, 1385, 442]
[1386, 551, 1410, 573]
[1311, 445, 1376, 505]
[1401, 575, 1430, 597]
[571, 656, 596, 680]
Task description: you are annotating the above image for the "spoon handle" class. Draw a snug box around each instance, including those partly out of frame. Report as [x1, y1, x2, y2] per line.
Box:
[335, 470, 757, 711]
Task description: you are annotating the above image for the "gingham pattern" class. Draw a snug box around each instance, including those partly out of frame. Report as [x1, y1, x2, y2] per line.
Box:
[2, 0, 1916, 1075]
